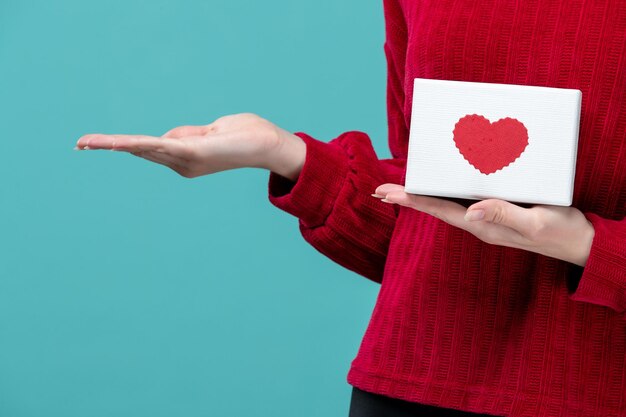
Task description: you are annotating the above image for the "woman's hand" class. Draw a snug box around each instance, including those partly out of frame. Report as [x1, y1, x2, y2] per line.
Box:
[373, 183, 595, 267]
[75, 113, 306, 181]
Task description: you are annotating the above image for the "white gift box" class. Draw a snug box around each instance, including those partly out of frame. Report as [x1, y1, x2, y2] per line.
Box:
[404, 78, 582, 206]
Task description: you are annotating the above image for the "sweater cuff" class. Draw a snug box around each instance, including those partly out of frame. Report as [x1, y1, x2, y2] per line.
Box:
[268, 132, 350, 228]
[568, 213, 626, 313]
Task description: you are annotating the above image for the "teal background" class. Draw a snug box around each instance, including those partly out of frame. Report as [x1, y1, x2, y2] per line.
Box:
[0, 1, 390, 416]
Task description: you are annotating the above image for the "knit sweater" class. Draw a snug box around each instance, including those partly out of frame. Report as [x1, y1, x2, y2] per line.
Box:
[268, 1, 626, 416]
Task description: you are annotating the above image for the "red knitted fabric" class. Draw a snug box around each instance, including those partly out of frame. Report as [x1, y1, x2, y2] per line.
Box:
[268, 1, 626, 416]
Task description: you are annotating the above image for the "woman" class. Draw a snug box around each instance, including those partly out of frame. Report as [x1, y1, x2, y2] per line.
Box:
[76, 1, 626, 415]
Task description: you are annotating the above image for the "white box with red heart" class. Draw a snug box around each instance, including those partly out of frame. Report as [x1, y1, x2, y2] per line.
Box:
[404, 78, 582, 206]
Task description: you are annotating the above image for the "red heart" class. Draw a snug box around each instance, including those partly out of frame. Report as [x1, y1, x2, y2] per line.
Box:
[453, 114, 529, 175]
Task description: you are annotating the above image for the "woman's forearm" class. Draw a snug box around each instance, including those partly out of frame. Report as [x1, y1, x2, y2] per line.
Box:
[265, 127, 306, 182]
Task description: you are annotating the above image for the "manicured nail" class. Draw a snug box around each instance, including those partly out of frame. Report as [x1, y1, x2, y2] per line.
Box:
[371, 193, 385, 198]
[464, 209, 484, 221]
[380, 198, 395, 204]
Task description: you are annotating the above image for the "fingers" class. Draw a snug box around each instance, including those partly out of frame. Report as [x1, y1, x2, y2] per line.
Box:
[76, 134, 192, 159]
[78, 122, 213, 151]
[372, 183, 531, 240]
[77, 134, 161, 150]
[400, 194, 467, 225]
[375, 184, 467, 225]
[162, 124, 214, 139]
[374, 183, 404, 197]
[375, 183, 536, 235]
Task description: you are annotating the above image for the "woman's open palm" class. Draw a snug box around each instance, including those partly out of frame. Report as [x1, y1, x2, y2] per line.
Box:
[75, 113, 292, 178]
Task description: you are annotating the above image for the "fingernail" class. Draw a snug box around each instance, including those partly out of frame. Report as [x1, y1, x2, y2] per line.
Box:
[83, 146, 91, 150]
[380, 198, 395, 204]
[464, 209, 484, 221]
[371, 193, 385, 198]
[73, 146, 80, 150]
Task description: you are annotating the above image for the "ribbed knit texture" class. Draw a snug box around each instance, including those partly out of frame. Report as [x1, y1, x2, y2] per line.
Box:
[268, 1, 626, 416]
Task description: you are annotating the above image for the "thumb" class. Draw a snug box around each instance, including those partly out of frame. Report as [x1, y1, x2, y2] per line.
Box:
[162, 124, 213, 139]
[465, 199, 533, 231]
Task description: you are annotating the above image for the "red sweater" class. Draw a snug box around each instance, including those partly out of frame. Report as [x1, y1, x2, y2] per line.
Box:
[268, 1, 626, 416]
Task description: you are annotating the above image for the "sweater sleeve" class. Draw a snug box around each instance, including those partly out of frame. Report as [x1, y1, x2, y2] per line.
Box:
[267, 132, 404, 283]
[568, 214, 626, 315]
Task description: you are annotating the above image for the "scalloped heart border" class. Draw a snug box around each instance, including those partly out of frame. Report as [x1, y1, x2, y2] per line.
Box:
[453, 114, 529, 175]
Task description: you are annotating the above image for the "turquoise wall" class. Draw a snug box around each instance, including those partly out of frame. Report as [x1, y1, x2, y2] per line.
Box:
[0, 1, 389, 416]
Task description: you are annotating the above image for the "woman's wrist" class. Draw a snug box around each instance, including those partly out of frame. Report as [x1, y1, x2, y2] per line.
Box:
[539, 215, 595, 267]
[264, 128, 306, 182]
[567, 218, 595, 267]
